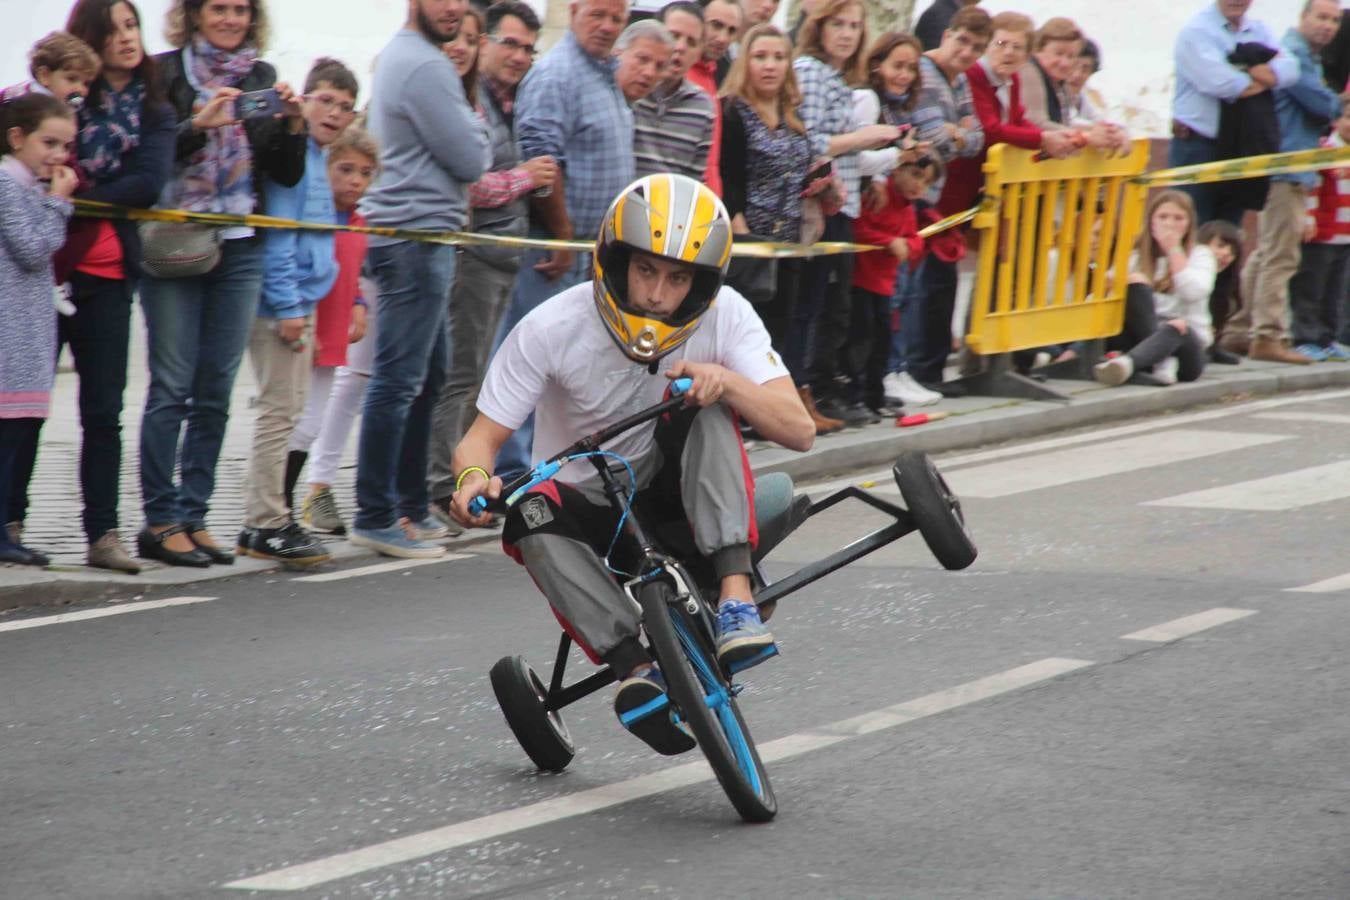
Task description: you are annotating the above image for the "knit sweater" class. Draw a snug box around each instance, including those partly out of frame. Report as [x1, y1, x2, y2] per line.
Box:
[0, 160, 73, 419]
[1306, 134, 1350, 245]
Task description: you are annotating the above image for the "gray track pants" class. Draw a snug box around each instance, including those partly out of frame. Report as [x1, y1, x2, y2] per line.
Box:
[501, 403, 756, 674]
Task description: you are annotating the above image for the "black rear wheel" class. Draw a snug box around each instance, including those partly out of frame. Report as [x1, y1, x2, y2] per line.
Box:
[893, 450, 978, 570]
[489, 655, 576, 773]
[639, 581, 777, 822]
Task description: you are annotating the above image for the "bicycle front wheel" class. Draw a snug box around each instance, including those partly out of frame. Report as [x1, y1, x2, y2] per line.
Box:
[639, 580, 777, 822]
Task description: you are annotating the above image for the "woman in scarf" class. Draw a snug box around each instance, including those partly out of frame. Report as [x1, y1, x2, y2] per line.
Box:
[136, 0, 306, 567]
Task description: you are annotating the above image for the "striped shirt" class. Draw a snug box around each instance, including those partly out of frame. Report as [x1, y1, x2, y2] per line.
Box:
[515, 31, 634, 238]
[794, 54, 862, 219]
[633, 79, 715, 181]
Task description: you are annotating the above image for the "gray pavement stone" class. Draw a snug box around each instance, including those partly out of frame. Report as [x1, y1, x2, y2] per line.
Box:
[5, 300, 1350, 610]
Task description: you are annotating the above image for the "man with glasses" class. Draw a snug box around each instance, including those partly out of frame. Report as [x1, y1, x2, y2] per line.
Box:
[427, 0, 561, 526]
[489, 0, 634, 482]
[632, 2, 714, 180]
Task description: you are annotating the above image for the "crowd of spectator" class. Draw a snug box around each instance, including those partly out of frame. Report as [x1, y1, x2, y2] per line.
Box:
[3, 0, 1350, 570]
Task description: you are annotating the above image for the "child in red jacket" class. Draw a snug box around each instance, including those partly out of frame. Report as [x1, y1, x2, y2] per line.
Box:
[849, 157, 940, 416]
[1290, 97, 1350, 360]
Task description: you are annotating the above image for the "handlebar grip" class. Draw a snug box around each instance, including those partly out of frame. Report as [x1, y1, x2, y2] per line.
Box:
[468, 495, 489, 516]
[670, 376, 693, 396]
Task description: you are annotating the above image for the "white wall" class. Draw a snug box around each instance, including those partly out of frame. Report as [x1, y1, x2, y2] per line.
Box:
[4, 0, 1315, 135]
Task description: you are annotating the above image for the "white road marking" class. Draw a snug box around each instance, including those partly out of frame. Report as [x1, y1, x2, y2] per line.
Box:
[1121, 608, 1256, 642]
[222, 656, 1093, 892]
[802, 388, 1350, 496]
[1144, 460, 1350, 510]
[291, 555, 471, 583]
[1252, 411, 1350, 426]
[1285, 571, 1350, 593]
[942, 430, 1287, 499]
[0, 596, 216, 634]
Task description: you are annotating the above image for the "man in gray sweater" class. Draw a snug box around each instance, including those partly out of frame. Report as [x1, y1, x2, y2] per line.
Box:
[353, 0, 490, 558]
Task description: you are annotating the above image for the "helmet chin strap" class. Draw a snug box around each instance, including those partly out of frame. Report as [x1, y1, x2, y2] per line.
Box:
[647, 361, 659, 375]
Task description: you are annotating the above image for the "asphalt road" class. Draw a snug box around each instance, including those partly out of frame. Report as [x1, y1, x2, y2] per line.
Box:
[4, 390, 1350, 900]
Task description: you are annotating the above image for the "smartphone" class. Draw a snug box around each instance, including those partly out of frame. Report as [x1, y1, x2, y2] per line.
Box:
[805, 158, 834, 182]
[235, 88, 283, 120]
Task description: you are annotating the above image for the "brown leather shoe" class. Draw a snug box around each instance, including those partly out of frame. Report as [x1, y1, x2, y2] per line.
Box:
[1249, 337, 1313, 365]
[88, 530, 142, 574]
[798, 385, 844, 435]
[1218, 332, 1251, 356]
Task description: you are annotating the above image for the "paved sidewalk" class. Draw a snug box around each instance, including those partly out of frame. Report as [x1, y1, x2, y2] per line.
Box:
[5, 308, 1350, 610]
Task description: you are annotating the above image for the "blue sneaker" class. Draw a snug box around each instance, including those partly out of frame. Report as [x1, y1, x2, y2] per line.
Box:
[350, 525, 446, 559]
[716, 599, 778, 671]
[614, 666, 695, 755]
[1295, 343, 1330, 362]
[400, 515, 450, 541]
[1325, 341, 1350, 362]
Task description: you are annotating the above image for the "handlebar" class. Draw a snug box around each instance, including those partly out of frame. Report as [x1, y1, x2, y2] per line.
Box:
[467, 377, 693, 517]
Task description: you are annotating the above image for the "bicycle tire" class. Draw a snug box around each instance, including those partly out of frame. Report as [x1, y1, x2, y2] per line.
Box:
[892, 450, 978, 570]
[489, 655, 576, 773]
[639, 580, 777, 822]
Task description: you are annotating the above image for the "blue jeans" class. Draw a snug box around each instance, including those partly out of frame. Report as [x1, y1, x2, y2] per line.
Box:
[490, 248, 589, 479]
[355, 241, 455, 531]
[888, 260, 924, 374]
[139, 238, 262, 526]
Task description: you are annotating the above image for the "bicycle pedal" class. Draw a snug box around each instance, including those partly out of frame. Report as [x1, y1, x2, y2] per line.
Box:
[618, 692, 670, 727]
[727, 644, 779, 675]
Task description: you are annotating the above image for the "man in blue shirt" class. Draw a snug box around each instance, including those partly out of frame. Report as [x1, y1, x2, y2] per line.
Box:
[490, 0, 635, 479]
[1220, 0, 1342, 363]
[1170, 0, 1298, 226]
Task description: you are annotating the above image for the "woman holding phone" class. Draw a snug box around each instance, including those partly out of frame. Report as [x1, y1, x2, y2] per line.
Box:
[136, 0, 306, 567]
[791, 0, 902, 428]
[720, 24, 843, 434]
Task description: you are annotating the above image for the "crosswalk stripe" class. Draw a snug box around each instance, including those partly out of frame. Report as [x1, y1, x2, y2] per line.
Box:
[291, 555, 471, 583]
[1285, 571, 1350, 593]
[1251, 411, 1350, 426]
[1143, 459, 1350, 510]
[1121, 608, 1256, 642]
[941, 429, 1288, 499]
[0, 596, 217, 634]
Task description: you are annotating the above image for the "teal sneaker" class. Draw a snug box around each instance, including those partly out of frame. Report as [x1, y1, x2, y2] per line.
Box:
[1325, 341, 1350, 362]
[1295, 343, 1330, 362]
[350, 525, 446, 559]
[614, 666, 696, 755]
[716, 599, 778, 672]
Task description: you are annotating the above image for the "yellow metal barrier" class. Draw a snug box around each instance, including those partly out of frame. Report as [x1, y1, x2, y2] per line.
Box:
[965, 139, 1151, 358]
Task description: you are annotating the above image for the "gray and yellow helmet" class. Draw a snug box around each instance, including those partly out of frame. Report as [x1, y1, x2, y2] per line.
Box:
[592, 173, 733, 363]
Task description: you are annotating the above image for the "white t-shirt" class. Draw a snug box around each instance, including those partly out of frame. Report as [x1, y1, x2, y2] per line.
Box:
[477, 281, 790, 483]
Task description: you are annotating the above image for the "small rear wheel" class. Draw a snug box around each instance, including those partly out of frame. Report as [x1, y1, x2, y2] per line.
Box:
[893, 450, 978, 570]
[490, 655, 576, 773]
[639, 581, 777, 822]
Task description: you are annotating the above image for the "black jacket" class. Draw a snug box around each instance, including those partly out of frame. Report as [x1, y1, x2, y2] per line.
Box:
[155, 49, 307, 215]
[1216, 41, 1280, 212]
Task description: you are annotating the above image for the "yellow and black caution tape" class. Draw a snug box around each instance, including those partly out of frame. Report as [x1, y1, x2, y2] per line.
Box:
[1131, 145, 1350, 188]
[72, 198, 878, 259]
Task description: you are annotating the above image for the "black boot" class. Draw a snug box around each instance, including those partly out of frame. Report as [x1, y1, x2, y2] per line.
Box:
[284, 450, 308, 514]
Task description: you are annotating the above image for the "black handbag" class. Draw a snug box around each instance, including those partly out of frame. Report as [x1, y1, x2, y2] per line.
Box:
[724, 234, 779, 305]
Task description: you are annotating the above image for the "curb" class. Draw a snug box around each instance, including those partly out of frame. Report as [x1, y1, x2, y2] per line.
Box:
[4, 360, 1348, 614]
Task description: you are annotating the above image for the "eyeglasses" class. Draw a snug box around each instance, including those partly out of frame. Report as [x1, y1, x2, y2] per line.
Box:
[307, 94, 356, 115]
[992, 39, 1027, 53]
[486, 34, 537, 58]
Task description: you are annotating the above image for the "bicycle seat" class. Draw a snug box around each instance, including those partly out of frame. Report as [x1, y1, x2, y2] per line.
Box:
[753, 472, 810, 563]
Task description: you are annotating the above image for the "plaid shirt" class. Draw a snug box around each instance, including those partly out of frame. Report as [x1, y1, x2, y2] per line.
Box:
[794, 55, 862, 218]
[516, 31, 634, 238]
[913, 56, 984, 211]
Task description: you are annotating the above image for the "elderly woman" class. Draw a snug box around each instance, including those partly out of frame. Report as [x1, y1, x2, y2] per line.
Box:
[135, 0, 306, 567]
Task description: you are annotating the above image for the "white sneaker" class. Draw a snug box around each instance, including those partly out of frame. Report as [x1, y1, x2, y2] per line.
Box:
[1093, 356, 1134, 386]
[1154, 357, 1179, 385]
[885, 371, 942, 407]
